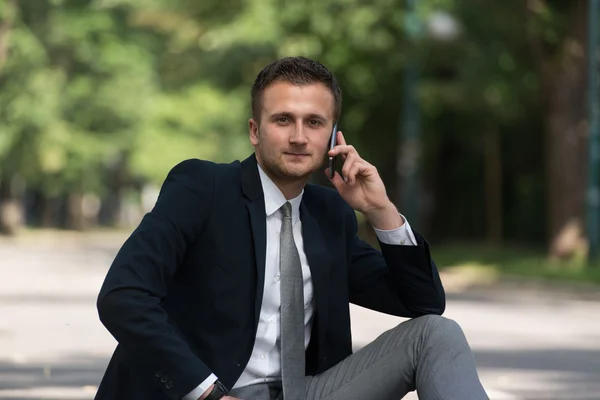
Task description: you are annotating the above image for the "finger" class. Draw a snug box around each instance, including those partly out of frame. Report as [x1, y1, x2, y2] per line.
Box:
[334, 131, 348, 160]
[325, 168, 346, 191]
[339, 132, 349, 160]
[340, 153, 358, 182]
[328, 144, 357, 159]
[347, 158, 376, 184]
[346, 162, 364, 185]
[347, 159, 371, 185]
[337, 130, 346, 146]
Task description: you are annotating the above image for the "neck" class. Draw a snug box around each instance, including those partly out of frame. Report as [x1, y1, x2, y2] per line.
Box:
[275, 179, 306, 200]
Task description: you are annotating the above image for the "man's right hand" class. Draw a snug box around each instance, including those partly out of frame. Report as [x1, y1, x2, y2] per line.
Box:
[198, 384, 214, 400]
[199, 384, 241, 400]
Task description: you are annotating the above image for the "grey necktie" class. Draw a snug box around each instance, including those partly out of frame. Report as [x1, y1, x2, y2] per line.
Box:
[279, 202, 305, 400]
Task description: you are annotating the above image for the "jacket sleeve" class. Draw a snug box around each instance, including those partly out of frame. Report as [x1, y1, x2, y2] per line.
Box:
[345, 205, 446, 317]
[97, 159, 215, 400]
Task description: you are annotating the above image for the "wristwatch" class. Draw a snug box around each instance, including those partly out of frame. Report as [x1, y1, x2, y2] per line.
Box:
[203, 380, 228, 400]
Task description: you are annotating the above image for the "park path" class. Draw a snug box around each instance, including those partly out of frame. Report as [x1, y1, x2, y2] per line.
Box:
[0, 231, 599, 400]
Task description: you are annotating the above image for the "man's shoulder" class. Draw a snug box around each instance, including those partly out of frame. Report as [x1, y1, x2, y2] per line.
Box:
[168, 158, 241, 179]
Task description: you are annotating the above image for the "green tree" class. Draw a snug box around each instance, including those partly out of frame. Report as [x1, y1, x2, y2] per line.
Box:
[525, 0, 589, 259]
[0, 0, 594, 264]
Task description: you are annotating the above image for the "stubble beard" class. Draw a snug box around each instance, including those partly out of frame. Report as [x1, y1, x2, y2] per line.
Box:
[257, 145, 325, 185]
[264, 151, 311, 182]
[254, 126, 325, 183]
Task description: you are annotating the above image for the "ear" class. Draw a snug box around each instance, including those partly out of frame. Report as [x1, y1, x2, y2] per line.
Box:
[249, 118, 259, 146]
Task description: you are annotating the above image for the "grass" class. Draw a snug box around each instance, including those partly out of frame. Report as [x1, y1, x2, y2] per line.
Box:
[356, 221, 600, 286]
[431, 242, 600, 286]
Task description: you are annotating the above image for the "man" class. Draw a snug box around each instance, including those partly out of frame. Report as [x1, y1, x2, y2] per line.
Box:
[95, 56, 488, 400]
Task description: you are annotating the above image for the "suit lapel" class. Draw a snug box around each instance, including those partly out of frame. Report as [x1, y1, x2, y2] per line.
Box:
[300, 200, 331, 348]
[241, 154, 267, 330]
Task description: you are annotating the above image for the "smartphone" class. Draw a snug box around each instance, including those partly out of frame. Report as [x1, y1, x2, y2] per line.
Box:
[328, 123, 338, 179]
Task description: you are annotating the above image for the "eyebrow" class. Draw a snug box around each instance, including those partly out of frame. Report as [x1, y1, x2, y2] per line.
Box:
[269, 112, 329, 122]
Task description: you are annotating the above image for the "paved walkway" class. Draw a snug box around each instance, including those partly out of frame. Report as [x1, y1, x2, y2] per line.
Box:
[0, 231, 599, 399]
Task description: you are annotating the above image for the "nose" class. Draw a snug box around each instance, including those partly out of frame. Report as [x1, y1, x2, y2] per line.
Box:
[290, 122, 308, 145]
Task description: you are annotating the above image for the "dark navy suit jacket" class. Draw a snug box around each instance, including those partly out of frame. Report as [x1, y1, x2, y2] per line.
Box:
[95, 153, 445, 400]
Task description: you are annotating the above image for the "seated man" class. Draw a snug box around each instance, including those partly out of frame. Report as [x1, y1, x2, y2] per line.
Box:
[95, 56, 489, 400]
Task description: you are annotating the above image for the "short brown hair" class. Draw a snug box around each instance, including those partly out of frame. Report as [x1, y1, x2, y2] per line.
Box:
[251, 56, 342, 123]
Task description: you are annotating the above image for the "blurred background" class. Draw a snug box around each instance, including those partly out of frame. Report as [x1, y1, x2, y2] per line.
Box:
[1, 0, 600, 399]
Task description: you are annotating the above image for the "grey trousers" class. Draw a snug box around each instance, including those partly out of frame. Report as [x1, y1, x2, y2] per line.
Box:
[228, 315, 489, 400]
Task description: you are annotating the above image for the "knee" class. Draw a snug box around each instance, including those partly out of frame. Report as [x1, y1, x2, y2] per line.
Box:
[416, 314, 458, 328]
[411, 314, 465, 343]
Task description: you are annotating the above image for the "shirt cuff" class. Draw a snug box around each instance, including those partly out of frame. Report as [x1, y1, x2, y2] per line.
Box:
[182, 373, 218, 400]
[373, 214, 418, 246]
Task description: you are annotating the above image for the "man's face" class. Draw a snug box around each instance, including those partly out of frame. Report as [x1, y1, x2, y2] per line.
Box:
[249, 81, 335, 183]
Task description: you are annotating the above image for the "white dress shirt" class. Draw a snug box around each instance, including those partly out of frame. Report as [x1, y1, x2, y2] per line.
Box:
[184, 164, 418, 399]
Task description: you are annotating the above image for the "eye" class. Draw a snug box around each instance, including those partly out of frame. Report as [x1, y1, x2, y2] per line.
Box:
[308, 119, 322, 127]
[276, 116, 290, 124]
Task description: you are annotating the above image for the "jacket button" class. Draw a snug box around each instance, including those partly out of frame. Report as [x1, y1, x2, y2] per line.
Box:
[166, 381, 173, 389]
[161, 375, 168, 383]
[155, 371, 161, 378]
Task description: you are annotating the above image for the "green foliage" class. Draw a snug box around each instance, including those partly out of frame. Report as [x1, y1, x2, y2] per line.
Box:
[0, 0, 581, 244]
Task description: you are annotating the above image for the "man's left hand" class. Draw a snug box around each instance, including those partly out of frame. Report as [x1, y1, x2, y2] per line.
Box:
[325, 131, 403, 230]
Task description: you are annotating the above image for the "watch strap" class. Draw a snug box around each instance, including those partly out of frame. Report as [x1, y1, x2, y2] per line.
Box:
[204, 380, 228, 400]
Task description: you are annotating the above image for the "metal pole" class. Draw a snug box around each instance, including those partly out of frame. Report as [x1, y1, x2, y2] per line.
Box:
[587, 0, 600, 263]
[397, 0, 421, 226]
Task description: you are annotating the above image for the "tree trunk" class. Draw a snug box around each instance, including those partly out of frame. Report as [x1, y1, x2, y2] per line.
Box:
[0, 0, 19, 235]
[66, 192, 86, 230]
[0, 172, 23, 234]
[484, 127, 503, 245]
[543, 0, 588, 259]
[101, 152, 129, 227]
[0, 174, 12, 234]
[0, 0, 17, 72]
[39, 194, 57, 228]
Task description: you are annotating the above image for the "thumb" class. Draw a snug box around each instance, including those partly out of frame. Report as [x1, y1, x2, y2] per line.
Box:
[325, 168, 345, 191]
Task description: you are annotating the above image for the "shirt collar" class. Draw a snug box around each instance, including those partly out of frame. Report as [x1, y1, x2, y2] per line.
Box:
[257, 163, 303, 219]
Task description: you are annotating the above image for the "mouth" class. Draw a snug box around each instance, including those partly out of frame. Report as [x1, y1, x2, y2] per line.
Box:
[284, 152, 310, 157]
